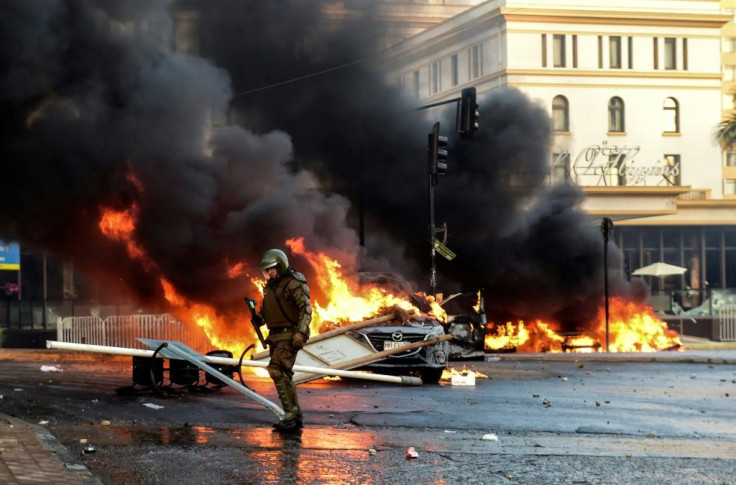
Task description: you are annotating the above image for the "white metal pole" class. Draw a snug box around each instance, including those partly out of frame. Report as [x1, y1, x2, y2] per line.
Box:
[46, 340, 423, 385]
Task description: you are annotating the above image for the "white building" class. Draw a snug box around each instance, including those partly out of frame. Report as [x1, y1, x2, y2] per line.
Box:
[382, 0, 736, 303]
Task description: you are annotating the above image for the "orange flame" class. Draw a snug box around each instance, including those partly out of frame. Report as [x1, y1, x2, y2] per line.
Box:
[485, 297, 682, 353]
[98, 202, 264, 361]
[285, 237, 425, 335]
[98, 204, 149, 265]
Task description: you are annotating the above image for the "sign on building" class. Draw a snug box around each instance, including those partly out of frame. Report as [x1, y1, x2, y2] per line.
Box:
[0, 241, 20, 270]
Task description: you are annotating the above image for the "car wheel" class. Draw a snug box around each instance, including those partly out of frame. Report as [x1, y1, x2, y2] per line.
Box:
[420, 368, 444, 384]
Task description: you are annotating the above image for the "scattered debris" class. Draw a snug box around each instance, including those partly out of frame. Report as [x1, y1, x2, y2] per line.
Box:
[142, 402, 164, 410]
[40, 365, 63, 372]
[532, 394, 540, 398]
[38, 420, 49, 425]
[559, 376, 568, 381]
[444, 430, 457, 433]
[542, 398, 551, 407]
[83, 444, 96, 454]
[690, 374, 697, 379]
[99, 420, 111, 426]
[368, 447, 377, 455]
[80, 439, 88, 444]
[406, 446, 419, 459]
[451, 371, 476, 387]
[482, 433, 499, 441]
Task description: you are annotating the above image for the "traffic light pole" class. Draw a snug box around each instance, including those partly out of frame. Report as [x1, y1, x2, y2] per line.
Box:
[429, 171, 437, 296]
[427, 122, 447, 296]
[422, 88, 478, 296]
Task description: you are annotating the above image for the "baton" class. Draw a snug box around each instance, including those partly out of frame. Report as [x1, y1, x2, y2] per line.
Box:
[244, 296, 267, 347]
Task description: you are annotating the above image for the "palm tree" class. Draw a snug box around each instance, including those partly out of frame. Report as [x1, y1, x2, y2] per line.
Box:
[715, 111, 736, 149]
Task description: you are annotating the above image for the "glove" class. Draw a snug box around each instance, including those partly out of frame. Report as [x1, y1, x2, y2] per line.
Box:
[292, 332, 306, 350]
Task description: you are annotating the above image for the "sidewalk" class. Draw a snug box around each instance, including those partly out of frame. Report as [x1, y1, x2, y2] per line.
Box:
[0, 413, 100, 485]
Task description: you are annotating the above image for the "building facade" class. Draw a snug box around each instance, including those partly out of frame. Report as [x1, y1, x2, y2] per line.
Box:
[382, 0, 736, 305]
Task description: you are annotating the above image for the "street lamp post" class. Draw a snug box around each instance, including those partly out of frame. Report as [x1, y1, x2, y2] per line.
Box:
[600, 217, 614, 352]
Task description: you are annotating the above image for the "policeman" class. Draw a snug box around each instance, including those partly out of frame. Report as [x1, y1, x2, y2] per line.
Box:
[257, 248, 311, 432]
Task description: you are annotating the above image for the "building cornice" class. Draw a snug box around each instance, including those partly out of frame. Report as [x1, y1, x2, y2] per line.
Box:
[582, 186, 693, 196]
[501, 8, 732, 28]
[676, 199, 736, 208]
[506, 69, 722, 81]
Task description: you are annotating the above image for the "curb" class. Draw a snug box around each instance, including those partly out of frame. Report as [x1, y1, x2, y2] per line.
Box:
[1, 413, 102, 485]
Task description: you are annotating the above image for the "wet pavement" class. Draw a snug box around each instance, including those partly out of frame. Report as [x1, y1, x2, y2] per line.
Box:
[1, 342, 735, 484]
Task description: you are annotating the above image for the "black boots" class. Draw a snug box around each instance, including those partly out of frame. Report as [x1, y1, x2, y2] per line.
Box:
[272, 377, 302, 432]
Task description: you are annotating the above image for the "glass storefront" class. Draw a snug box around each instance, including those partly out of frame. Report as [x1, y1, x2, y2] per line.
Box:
[617, 226, 736, 310]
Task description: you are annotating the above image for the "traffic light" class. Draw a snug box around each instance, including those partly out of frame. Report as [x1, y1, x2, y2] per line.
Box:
[459, 87, 479, 140]
[428, 122, 448, 185]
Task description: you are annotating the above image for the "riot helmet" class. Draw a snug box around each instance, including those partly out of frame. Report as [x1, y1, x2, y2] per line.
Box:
[260, 249, 289, 278]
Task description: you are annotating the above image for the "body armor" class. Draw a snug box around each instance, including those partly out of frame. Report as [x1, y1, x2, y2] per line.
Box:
[261, 269, 311, 340]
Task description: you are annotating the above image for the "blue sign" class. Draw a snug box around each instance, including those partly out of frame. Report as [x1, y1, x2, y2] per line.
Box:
[0, 241, 20, 270]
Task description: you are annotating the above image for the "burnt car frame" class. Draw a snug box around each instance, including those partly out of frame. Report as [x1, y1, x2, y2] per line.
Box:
[348, 318, 449, 384]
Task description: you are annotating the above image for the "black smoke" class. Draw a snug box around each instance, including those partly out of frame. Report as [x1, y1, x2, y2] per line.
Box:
[0, 0, 646, 330]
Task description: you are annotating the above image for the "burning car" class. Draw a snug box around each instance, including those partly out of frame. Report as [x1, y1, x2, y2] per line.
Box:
[348, 317, 448, 384]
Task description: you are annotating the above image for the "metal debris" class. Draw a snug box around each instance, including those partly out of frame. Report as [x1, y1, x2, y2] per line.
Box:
[40, 365, 63, 372]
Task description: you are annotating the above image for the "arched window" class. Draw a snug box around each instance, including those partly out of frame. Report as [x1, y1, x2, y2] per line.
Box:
[552, 95, 569, 132]
[608, 97, 625, 132]
[664, 97, 679, 133]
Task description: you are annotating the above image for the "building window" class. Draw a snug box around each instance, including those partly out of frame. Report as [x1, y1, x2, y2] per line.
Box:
[552, 95, 569, 132]
[598, 36, 603, 68]
[663, 97, 679, 133]
[610, 36, 622, 69]
[572, 35, 578, 68]
[664, 38, 676, 70]
[627, 37, 633, 69]
[451, 54, 459, 86]
[551, 152, 571, 183]
[663, 154, 681, 185]
[430, 62, 440, 95]
[553, 35, 566, 67]
[413, 70, 420, 98]
[683, 38, 688, 70]
[608, 97, 625, 132]
[726, 180, 736, 195]
[653, 38, 659, 69]
[470, 45, 481, 78]
[726, 37, 736, 53]
[542, 34, 547, 67]
[726, 152, 736, 166]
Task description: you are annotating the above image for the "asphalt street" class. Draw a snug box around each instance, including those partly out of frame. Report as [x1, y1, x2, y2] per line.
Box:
[0, 343, 735, 484]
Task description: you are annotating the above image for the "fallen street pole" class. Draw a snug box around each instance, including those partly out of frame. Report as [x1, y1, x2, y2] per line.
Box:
[46, 340, 424, 385]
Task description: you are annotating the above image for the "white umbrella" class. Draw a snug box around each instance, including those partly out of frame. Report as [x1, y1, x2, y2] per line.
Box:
[632, 262, 687, 278]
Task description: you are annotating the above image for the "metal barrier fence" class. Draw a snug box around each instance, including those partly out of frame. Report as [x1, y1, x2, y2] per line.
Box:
[719, 305, 736, 342]
[56, 314, 212, 353]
